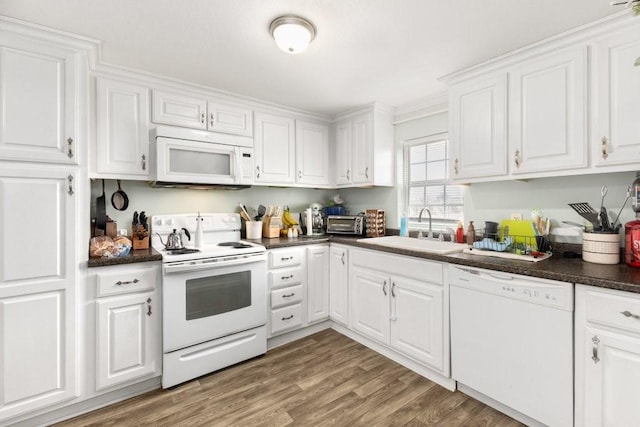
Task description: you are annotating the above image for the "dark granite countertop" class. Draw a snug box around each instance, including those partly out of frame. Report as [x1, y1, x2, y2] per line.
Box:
[250, 234, 640, 294]
[88, 247, 163, 268]
[87, 234, 640, 294]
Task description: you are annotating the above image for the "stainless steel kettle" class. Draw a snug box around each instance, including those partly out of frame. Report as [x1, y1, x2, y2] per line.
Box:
[156, 228, 191, 250]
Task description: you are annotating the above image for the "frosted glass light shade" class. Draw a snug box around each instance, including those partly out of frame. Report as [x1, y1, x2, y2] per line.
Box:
[270, 16, 316, 54]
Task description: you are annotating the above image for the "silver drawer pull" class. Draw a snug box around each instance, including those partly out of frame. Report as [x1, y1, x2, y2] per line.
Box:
[281, 256, 293, 261]
[592, 335, 600, 364]
[115, 279, 140, 286]
[147, 298, 152, 316]
[621, 310, 640, 320]
[281, 275, 293, 280]
[282, 293, 295, 298]
[281, 315, 294, 321]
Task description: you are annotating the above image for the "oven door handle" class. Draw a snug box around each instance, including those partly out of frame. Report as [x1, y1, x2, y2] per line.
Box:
[163, 253, 266, 274]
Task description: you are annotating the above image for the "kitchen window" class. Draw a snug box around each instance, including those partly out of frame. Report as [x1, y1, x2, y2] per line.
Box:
[403, 134, 463, 230]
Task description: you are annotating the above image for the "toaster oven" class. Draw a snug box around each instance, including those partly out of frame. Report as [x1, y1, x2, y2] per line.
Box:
[326, 215, 365, 235]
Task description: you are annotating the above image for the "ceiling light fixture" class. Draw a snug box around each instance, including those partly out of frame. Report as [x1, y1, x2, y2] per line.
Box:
[270, 15, 316, 54]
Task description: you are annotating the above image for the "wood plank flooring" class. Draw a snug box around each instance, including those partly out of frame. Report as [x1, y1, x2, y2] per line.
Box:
[55, 329, 524, 426]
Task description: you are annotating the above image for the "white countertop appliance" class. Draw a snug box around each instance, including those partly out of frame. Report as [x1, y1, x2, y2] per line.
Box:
[450, 266, 573, 427]
[152, 213, 267, 388]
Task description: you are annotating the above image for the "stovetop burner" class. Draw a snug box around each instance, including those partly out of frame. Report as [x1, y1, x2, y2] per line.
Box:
[165, 248, 201, 255]
[218, 241, 254, 249]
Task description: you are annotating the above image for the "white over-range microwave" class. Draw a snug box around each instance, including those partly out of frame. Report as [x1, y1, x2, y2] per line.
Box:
[150, 126, 254, 188]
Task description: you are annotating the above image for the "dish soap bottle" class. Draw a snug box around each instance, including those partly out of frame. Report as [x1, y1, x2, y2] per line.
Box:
[456, 221, 464, 243]
[466, 221, 475, 245]
[400, 213, 408, 237]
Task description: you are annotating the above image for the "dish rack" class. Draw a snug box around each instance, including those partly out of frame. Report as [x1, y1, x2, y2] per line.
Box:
[465, 228, 552, 262]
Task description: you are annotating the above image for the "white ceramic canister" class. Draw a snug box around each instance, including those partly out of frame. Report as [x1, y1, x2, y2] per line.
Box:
[582, 231, 621, 264]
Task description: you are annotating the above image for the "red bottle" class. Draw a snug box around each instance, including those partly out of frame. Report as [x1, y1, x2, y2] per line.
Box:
[626, 172, 640, 268]
[456, 222, 464, 243]
[625, 217, 640, 268]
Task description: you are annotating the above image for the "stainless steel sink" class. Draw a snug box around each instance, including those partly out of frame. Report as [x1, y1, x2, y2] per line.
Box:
[357, 235, 468, 255]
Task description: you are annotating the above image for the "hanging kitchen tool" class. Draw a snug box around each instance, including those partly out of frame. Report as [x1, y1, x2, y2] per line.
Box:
[95, 179, 107, 233]
[110, 180, 130, 211]
[568, 202, 600, 227]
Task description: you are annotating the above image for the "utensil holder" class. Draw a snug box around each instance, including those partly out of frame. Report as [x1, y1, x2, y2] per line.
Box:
[583, 231, 620, 264]
[246, 221, 263, 239]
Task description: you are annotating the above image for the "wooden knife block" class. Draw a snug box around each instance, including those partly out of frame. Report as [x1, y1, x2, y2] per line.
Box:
[132, 223, 149, 250]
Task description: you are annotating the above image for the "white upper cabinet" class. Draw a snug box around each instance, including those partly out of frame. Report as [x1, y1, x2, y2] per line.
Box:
[0, 37, 83, 165]
[207, 101, 253, 137]
[152, 90, 207, 130]
[152, 90, 253, 137]
[593, 28, 640, 168]
[509, 46, 588, 175]
[95, 77, 150, 178]
[449, 74, 508, 181]
[295, 120, 330, 186]
[254, 111, 295, 184]
[334, 119, 352, 186]
[333, 103, 394, 187]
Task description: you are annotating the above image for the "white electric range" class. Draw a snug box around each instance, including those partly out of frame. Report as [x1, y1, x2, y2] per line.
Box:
[152, 213, 267, 388]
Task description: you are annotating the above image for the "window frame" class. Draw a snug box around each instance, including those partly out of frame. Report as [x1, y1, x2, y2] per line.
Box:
[402, 132, 464, 231]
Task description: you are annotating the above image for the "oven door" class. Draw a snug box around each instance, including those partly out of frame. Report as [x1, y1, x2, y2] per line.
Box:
[154, 137, 241, 185]
[162, 255, 266, 353]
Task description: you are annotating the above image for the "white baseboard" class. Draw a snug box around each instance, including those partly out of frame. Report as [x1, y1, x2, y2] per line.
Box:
[267, 320, 332, 350]
[9, 377, 161, 427]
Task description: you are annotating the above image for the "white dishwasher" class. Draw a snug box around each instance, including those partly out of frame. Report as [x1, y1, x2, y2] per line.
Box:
[450, 265, 573, 427]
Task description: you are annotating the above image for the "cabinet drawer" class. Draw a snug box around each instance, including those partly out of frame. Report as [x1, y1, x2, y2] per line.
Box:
[269, 266, 304, 289]
[271, 304, 303, 335]
[351, 248, 443, 285]
[96, 266, 157, 297]
[585, 288, 640, 334]
[271, 285, 303, 309]
[269, 248, 303, 268]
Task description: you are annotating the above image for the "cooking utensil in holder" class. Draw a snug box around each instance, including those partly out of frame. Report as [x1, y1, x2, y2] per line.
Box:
[366, 209, 385, 237]
[569, 202, 600, 227]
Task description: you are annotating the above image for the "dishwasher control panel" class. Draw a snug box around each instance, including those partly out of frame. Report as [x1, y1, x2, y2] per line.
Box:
[449, 266, 573, 311]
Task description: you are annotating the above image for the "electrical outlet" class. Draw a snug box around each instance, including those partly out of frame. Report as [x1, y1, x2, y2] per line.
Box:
[510, 213, 523, 220]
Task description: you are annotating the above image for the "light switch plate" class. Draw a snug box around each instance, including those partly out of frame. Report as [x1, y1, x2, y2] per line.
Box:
[510, 213, 523, 220]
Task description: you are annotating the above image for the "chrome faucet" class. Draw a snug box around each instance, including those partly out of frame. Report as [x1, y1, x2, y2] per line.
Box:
[417, 207, 433, 239]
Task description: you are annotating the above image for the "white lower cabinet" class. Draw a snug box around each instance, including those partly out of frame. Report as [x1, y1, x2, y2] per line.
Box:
[268, 247, 306, 337]
[93, 263, 161, 391]
[575, 284, 640, 426]
[329, 245, 349, 326]
[307, 245, 329, 323]
[348, 248, 446, 373]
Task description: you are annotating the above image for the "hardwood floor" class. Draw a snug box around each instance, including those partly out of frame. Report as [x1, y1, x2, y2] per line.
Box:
[55, 329, 524, 426]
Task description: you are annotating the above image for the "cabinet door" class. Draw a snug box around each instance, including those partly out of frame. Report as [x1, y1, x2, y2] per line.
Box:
[329, 246, 348, 326]
[335, 119, 352, 186]
[351, 112, 373, 185]
[96, 291, 159, 390]
[254, 112, 295, 184]
[349, 267, 389, 344]
[295, 120, 329, 186]
[594, 30, 640, 167]
[509, 46, 587, 174]
[0, 166, 77, 420]
[0, 287, 76, 420]
[96, 78, 150, 177]
[207, 101, 253, 137]
[307, 245, 329, 323]
[0, 40, 80, 164]
[0, 166, 75, 287]
[449, 74, 508, 181]
[581, 328, 640, 427]
[152, 90, 207, 130]
[390, 277, 443, 372]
